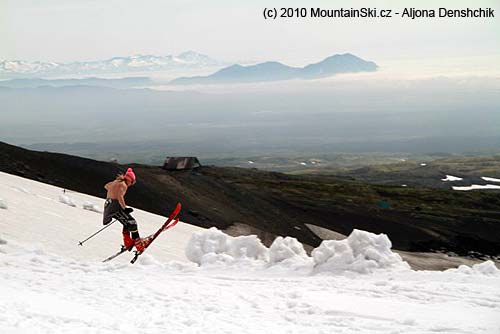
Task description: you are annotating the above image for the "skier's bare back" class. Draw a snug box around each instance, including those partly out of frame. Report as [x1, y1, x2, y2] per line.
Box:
[104, 180, 128, 209]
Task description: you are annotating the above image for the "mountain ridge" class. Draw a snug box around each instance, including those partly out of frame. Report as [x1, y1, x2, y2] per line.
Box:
[171, 53, 377, 84]
[0, 51, 227, 79]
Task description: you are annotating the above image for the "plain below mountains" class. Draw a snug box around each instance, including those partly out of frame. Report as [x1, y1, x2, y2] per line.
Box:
[170, 53, 378, 84]
[0, 77, 154, 89]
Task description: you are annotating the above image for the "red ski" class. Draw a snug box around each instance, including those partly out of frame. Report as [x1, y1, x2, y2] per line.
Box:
[130, 202, 182, 264]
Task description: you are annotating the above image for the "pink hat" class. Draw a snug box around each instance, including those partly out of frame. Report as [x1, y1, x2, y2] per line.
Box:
[124, 168, 136, 184]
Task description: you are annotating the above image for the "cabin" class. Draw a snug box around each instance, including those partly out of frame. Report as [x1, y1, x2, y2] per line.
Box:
[162, 157, 201, 171]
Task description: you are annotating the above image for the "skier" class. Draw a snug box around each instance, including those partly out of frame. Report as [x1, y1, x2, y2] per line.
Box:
[102, 168, 151, 252]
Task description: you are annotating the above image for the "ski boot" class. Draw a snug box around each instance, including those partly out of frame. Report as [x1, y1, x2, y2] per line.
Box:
[134, 236, 153, 252]
[122, 231, 134, 251]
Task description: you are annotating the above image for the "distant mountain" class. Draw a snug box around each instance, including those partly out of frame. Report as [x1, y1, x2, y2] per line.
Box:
[172, 62, 300, 84]
[0, 51, 227, 79]
[0, 77, 154, 89]
[171, 53, 377, 85]
[300, 53, 378, 78]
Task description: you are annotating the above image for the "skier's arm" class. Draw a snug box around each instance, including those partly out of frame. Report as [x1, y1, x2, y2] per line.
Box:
[117, 183, 127, 209]
[118, 195, 127, 209]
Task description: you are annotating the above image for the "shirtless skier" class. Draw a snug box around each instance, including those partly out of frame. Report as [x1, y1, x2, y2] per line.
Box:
[102, 168, 151, 252]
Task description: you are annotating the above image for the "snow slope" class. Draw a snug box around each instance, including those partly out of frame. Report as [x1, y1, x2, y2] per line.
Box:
[1, 171, 500, 334]
[0, 172, 202, 262]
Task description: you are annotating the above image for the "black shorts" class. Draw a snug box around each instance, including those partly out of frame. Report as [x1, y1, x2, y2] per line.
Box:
[102, 199, 137, 232]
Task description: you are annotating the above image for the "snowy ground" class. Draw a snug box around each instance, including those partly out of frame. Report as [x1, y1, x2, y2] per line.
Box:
[482, 177, 500, 183]
[452, 184, 500, 191]
[1, 172, 500, 334]
[0, 172, 202, 263]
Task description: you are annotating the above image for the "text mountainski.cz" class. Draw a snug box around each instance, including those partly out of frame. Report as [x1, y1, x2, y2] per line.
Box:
[263, 7, 495, 20]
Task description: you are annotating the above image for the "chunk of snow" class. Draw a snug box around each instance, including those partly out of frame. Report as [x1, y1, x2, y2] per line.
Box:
[420, 163, 427, 166]
[481, 176, 500, 183]
[135, 253, 163, 266]
[312, 229, 410, 274]
[185, 227, 268, 266]
[82, 201, 101, 213]
[300, 162, 307, 166]
[452, 184, 500, 191]
[269, 236, 311, 266]
[58, 194, 77, 207]
[230, 234, 269, 260]
[186, 227, 229, 264]
[187, 228, 413, 274]
[248, 161, 254, 164]
[0, 199, 7, 209]
[472, 261, 500, 275]
[186, 229, 311, 269]
[449, 260, 499, 276]
[200, 252, 235, 265]
[441, 175, 463, 182]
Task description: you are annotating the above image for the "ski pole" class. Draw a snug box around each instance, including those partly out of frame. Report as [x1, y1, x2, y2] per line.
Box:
[78, 219, 117, 246]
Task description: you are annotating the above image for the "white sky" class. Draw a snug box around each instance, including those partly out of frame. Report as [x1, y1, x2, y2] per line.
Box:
[1, 0, 499, 67]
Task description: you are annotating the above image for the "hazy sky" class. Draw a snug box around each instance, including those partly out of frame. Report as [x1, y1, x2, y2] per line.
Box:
[1, 0, 499, 65]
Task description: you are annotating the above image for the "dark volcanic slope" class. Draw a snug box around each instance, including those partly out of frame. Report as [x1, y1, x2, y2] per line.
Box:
[1, 141, 500, 256]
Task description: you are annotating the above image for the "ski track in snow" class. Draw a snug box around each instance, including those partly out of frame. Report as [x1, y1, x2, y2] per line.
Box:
[1, 172, 500, 333]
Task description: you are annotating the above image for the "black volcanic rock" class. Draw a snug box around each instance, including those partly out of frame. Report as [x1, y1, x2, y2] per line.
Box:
[171, 53, 378, 85]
